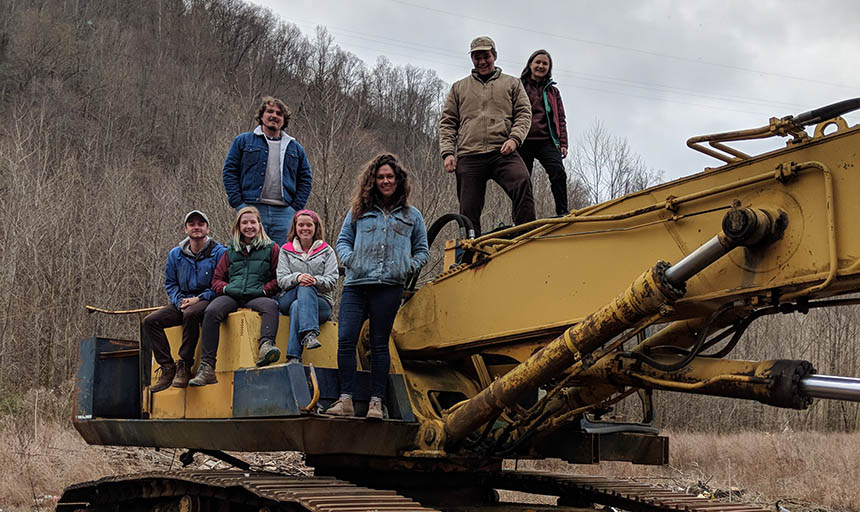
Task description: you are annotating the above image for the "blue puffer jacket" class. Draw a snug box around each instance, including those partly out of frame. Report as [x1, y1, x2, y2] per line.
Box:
[164, 238, 226, 309]
[337, 205, 429, 287]
[222, 126, 313, 210]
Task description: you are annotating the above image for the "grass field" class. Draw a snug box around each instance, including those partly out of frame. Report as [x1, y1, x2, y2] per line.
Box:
[1, 413, 856, 511]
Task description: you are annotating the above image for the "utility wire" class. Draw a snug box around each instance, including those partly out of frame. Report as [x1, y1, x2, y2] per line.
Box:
[289, 19, 804, 117]
[386, 0, 859, 91]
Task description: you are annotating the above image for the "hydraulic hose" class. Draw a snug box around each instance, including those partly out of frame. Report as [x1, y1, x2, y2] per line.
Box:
[406, 213, 475, 292]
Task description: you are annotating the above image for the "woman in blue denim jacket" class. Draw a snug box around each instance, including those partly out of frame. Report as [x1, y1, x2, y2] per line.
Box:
[328, 153, 429, 419]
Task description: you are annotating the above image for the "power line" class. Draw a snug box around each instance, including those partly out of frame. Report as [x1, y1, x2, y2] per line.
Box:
[287, 18, 815, 117]
[386, 0, 859, 91]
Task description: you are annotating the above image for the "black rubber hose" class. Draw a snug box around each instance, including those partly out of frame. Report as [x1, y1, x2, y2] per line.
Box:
[793, 97, 860, 126]
[622, 301, 737, 372]
[405, 213, 475, 292]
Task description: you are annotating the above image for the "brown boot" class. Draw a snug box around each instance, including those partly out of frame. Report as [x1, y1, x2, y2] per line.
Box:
[256, 339, 280, 367]
[188, 362, 218, 386]
[326, 395, 354, 416]
[151, 363, 176, 393]
[172, 360, 191, 388]
[367, 397, 384, 420]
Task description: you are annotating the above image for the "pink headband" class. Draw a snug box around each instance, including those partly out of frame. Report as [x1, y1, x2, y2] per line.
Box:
[294, 209, 319, 222]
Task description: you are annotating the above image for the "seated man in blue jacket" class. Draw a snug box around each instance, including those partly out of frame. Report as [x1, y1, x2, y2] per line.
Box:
[222, 96, 313, 245]
[143, 210, 226, 392]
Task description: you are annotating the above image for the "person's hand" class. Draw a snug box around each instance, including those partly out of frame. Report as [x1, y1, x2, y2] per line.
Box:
[561, 147, 568, 158]
[180, 296, 200, 310]
[443, 155, 457, 173]
[500, 139, 517, 155]
[298, 273, 317, 286]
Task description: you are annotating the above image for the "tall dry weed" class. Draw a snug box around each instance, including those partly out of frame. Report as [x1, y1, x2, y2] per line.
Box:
[521, 430, 859, 511]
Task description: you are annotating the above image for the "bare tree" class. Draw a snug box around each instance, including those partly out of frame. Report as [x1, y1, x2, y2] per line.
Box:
[570, 120, 663, 205]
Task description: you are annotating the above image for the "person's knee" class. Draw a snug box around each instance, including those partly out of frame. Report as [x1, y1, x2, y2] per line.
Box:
[182, 311, 204, 324]
[142, 313, 157, 328]
[204, 307, 228, 324]
[277, 297, 291, 314]
[259, 300, 279, 316]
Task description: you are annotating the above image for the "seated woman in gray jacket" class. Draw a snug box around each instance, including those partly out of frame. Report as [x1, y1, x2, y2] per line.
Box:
[276, 209, 339, 364]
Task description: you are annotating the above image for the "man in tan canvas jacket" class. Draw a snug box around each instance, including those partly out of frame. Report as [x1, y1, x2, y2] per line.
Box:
[440, 36, 537, 235]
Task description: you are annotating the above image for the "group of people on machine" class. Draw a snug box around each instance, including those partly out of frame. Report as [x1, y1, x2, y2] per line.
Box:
[144, 36, 569, 420]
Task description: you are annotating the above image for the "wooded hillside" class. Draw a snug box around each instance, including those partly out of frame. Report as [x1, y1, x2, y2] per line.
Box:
[0, 0, 857, 433]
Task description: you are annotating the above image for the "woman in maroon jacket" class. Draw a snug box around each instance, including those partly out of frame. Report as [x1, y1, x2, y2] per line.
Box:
[519, 49, 569, 216]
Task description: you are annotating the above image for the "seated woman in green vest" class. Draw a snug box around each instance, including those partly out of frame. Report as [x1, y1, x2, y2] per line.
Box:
[189, 206, 281, 386]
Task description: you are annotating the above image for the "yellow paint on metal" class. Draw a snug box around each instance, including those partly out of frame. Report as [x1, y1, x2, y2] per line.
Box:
[443, 239, 458, 269]
[184, 371, 234, 418]
[151, 387, 186, 419]
[150, 310, 340, 419]
[394, 123, 860, 358]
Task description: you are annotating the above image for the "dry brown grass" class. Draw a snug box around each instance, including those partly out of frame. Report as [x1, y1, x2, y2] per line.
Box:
[518, 430, 860, 511]
[1, 419, 857, 511]
[0, 413, 310, 511]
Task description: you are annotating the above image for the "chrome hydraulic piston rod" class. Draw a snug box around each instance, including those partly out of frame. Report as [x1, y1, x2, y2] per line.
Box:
[664, 204, 782, 287]
[800, 374, 860, 402]
[442, 206, 784, 446]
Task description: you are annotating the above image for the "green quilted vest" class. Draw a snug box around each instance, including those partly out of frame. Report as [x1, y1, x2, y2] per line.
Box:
[224, 243, 273, 300]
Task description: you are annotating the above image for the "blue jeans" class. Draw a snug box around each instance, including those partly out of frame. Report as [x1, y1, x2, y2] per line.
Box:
[241, 203, 295, 246]
[337, 284, 402, 400]
[277, 286, 332, 359]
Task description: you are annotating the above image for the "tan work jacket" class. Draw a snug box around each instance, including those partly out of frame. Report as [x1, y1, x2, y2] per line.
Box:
[439, 68, 532, 158]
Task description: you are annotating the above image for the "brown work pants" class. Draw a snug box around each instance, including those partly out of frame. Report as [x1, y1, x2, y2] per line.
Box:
[455, 151, 536, 235]
[143, 300, 209, 367]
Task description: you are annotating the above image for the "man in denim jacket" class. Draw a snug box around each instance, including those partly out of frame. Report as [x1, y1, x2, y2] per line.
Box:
[143, 210, 226, 392]
[222, 96, 313, 245]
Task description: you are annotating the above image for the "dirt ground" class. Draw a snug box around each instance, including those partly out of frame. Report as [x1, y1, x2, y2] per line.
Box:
[0, 420, 854, 511]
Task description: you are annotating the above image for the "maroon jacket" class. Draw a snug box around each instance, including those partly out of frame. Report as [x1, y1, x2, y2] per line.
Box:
[523, 79, 568, 150]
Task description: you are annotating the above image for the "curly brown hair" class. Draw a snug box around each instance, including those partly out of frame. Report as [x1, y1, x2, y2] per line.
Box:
[350, 153, 411, 218]
[255, 96, 292, 130]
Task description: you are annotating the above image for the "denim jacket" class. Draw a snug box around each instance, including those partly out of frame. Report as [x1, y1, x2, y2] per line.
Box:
[337, 205, 429, 287]
[222, 126, 313, 210]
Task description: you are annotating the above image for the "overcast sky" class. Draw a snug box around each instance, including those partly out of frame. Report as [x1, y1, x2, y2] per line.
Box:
[251, 0, 860, 181]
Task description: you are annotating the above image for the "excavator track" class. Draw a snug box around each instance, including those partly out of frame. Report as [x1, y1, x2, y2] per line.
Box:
[494, 470, 771, 512]
[57, 470, 438, 511]
[57, 469, 770, 512]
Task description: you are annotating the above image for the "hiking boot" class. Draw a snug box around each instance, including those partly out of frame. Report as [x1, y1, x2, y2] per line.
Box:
[326, 396, 354, 416]
[367, 397, 384, 420]
[172, 360, 191, 388]
[188, 362, 217, 386]
[302, 331, 322, 350]
[151, 363, 176, 393]
[256, 339, 281, 367]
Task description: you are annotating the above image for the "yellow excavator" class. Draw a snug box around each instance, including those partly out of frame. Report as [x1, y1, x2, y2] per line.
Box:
[59, 98, 860, 512]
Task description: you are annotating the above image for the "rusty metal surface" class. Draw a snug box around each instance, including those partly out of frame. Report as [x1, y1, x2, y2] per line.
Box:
[443, 263, 681, 446]
[59, 470, 438, 511]
[73, 416, 420, 455]
[494, 470, 772, 512]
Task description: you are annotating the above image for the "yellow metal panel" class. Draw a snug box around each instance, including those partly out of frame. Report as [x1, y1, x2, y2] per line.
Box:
[394, 125, 860, 355]
[295, 320, 339, 369]
[216, 309, 263, 369]
[151, 387, 186, 419]
[184, 371, 234, 418]
[148, 310, 341, 420]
